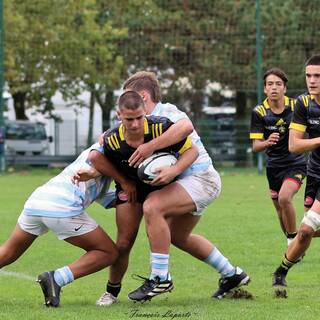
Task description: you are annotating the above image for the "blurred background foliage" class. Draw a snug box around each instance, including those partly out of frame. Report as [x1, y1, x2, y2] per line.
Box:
[3, 0, 320, 165]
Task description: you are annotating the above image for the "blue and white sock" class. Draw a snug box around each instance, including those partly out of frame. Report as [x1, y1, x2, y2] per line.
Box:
[204, 247, 235, 278]
[54, 266, 74, 287]
[150, 252, 171, 281]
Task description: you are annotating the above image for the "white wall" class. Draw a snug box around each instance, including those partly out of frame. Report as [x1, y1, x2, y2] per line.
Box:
[4, 91, 103, 155]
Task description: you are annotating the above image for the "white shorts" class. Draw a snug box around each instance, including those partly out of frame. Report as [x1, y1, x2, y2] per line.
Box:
[176, 166, 221, 215]
[18, 212, 98, 240]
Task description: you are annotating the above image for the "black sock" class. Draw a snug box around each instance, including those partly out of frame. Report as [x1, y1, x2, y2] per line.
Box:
[107, 281, 121, 297]
[286, 232, 297, 239]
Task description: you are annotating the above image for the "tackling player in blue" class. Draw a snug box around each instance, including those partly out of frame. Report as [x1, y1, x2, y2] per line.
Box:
[0, 143, 136, 307]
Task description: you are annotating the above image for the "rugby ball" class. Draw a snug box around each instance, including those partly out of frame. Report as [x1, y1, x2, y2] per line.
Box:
[137, 152, 178, 184]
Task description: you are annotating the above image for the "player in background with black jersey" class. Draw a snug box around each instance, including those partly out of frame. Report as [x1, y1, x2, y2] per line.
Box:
[250, 68, 306, 247]
[272, 55, 320, 290]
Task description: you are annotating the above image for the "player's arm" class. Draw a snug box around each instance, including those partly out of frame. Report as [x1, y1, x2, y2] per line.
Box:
[151, 137, 198, 186]
[252, 133, 280, 152]
[89, 150, 137, 202]
[249, 107, 279, 152]
[289, 129, 320, 153]
[129, 118, 193, 167]
[72, 166, 101, 186]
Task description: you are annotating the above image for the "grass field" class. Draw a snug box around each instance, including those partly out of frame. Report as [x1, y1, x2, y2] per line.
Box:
[1, 168, 320, 320]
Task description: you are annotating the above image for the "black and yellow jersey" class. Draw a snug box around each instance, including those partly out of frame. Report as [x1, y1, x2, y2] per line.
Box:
[103, 115, 192, 182]
[290, 93, 320, 179]
[250, 96, 305, 168]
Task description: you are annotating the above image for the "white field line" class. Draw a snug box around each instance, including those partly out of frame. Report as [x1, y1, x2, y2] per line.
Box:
[0, 270, 35, 281]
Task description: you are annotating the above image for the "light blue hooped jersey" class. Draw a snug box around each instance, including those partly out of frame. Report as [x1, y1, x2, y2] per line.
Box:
[23, 143, 114, 218]
[151, 102, 213, 177]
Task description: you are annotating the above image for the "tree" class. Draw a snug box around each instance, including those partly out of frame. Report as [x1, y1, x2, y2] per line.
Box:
[4, 0, 126, 134]
[52, 0, 126, 139]
[4, 1, 64, 119]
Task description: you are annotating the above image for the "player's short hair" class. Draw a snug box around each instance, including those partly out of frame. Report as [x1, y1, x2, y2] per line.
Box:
[305, 54, 320, 67]
[123, 71, 162, 103]
[118, 90, 145, 111]
[263, 68, 288, 86]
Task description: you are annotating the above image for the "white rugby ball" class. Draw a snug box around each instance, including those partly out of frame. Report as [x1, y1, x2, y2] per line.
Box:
[137, 152, 178, 184]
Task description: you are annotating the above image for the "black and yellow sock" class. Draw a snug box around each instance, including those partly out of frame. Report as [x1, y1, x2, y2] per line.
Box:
[276, 254, 297, 275]
[107, 281, 121, 297]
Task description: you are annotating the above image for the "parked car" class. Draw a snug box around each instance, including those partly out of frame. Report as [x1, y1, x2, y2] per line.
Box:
[5, 120, 52, 156]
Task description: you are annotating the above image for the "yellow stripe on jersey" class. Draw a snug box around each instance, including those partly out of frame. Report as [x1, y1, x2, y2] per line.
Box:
[107, 137, 116, 150]
[110, 134, 120, 149]
[114, 134, 120, 149]
[119, 124, 125, 141]
[158, 123, 163, 135]
[262, 99, 270, 109]
[301, 95, 309, 107]
[151, 124, 155, 139]
[289, 122, 307, 132]
[177, 137, 192, 155]
[284, 96, 289, 106]
[250, 133, 264, 139]
[151, 123, 161, 138]
[290, 99, 295, 111]
[144, 118, 149, 134]
[255, 105, 266, 117]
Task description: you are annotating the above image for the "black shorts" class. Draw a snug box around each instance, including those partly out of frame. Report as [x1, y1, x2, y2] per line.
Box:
[266, 164, 306, 200]
[304, 175, 320, 208]
[115, 181, 161, 205]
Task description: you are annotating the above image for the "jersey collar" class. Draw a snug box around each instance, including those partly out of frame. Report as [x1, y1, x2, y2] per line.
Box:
[263, 96, 290, 109]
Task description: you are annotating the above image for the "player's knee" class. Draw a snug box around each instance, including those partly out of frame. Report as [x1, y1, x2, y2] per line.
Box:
[143, 199, 162, 217]
[116, 238, 135, 254]
[278, 194, 291, 208]
[100, 244, 119, 266]
[297, 226, 313, 243]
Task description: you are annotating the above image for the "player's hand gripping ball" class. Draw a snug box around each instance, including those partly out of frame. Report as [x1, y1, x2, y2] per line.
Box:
[137, 152, 177, 184]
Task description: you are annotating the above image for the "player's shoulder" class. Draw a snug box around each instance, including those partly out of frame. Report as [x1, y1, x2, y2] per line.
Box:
[104, 125, 120, 137]
[284, 96, 296, 111]
[252, 102, 267, 117]
[146, 114, 172, 124]
[296, 93, 312, 107]
[103, 126, 121, 150]
[159, 102, 181, 113]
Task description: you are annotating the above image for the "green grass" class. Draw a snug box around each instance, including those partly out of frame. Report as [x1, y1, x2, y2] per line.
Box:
[0, 168, 320, 319]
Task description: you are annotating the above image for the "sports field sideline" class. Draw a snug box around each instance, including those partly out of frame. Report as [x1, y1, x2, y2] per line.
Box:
[1, 168, 320, 320]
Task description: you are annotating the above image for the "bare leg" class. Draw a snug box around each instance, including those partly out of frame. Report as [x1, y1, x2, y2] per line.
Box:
[272, 199, 286, 235]
[304, 206, 320, 237]
[286, 225, 314, 261]
[286, 200, 320, 261]
[278, 179, 300, 234]
[143, 182, 196, 254]
[0, 224, 37, 268]
[65, 226, 118, 279]
[108, 202, 143, 283]
[168, 214, 213, 260]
